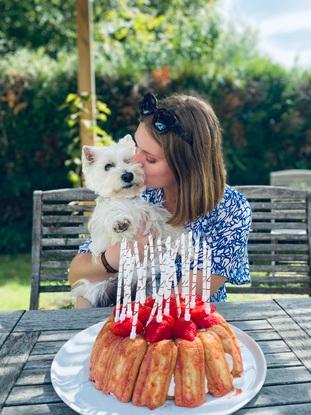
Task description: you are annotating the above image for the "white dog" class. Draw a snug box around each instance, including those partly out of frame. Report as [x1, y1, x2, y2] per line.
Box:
[71, 134, 181, 307]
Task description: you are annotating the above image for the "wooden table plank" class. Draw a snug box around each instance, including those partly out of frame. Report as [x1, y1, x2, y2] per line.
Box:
[2, 300, 311, 414]
[237, 402, 311, 414]
[0, 311, 24, 333]
[269, 316, 311, 372]
[0, 332, 9, 349]
[265, 351, 302, 368]
[265, 366, 311, 386]
[5, 384, 60, 406]
[216, 301, 286, 320]
[2, 402, 76, 415]
[3, 402, 311, 415]
[14, 308, 112, 332]
[15, 364, 311, 388]
[244, 383, 311, 408]
[6, 382, 311, 408]
[275, 298, 311, 337]
[38, 330, 80, 342]
[13, 301, 287, 333]
[16, 368, 51, 386]
[0, 331, 39, 411]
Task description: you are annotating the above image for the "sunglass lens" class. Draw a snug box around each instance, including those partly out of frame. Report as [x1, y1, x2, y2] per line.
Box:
[140, 92, 157, 116]
[154, 109, 176, 133]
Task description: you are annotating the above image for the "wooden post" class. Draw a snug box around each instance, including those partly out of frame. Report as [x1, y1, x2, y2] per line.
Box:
[77, 0, 96, 146]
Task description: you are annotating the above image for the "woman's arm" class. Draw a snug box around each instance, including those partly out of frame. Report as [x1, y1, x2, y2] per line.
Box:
[68, 220, 151, 287]
[179, 271, 227, 297]
[68, 243, 121, 286]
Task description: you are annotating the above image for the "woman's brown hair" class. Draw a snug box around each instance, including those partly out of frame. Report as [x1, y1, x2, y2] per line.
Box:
[141, 94, 226, 226]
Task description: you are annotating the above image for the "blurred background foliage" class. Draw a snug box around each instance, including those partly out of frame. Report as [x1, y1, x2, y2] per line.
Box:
[0, 0, 310, 253]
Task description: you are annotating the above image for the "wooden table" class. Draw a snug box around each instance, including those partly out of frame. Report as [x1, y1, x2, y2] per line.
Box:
[1, 299, 311, 414]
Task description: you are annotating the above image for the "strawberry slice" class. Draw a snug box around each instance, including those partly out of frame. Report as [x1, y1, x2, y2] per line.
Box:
[163, 297, 179, 319]
[173, 317, 197, 341]
[162, 314, 175, 328]
[144, 296, 155, 308]
[198, 313, 222, 329]
[194, 294, 205, 306]
[110, 317, 143, 337]
[145, 319, 172, 343]
[190, 304, 216, 327]
[138, 305, 152, 325]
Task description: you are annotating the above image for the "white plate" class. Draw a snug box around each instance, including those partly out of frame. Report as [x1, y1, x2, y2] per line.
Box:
[51, 321, 267, 415]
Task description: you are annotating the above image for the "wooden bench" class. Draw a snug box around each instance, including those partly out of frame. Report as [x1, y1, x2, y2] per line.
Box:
[270, 169, 311, 190]
[230, 186, 311, 295]
[30, 188, 95, 310]
[30, 186, 311, 309]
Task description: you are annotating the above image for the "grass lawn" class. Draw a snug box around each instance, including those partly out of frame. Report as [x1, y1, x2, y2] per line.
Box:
[0, 254, 73, 310]
[0, 254, 307, 311]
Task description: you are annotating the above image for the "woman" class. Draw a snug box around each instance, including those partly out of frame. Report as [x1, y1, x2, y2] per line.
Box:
[69, 92, 252, 308]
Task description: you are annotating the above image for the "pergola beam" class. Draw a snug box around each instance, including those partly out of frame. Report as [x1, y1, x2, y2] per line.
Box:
[77, 0, 96, 146]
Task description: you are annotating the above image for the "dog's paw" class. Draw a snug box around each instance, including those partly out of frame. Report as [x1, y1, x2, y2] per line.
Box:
[113, 218, 131, 233]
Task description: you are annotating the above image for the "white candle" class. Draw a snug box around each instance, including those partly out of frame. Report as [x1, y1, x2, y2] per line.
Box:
[190, 238, 200, 309]
[184, 231, 192, 321]
[202, 240, 208, 302]
[140, 244, 148, 305]
[148, 234, 157, 299]
[181, 233, 186, 298]
[130, 252, 144, 340]
[115, 238, 127, 322]
[163, 237, 172, 315]
[147, 268, 167, 325]
[120, 249, 133, 321]
[126, 255, 135, 318]
[172, 238, 181, 318]
[205, 246, 212, 314]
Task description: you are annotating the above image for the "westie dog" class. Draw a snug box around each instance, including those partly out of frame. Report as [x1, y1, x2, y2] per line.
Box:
[71, 134, 181, 307]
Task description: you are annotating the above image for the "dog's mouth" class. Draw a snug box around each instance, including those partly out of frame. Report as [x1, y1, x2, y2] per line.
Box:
[122, 183, 134, 189]
[122, 181, 143, 190]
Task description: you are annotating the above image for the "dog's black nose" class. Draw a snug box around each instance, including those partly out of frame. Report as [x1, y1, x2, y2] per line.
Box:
[121, 171, 134, 183]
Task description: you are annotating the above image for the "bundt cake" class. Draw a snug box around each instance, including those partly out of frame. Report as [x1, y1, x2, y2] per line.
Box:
[89, 294, 244, 409]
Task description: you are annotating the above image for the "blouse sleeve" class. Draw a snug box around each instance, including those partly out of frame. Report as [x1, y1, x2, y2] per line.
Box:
[208, 190, 252, 285]
[78, 238, 92, 254]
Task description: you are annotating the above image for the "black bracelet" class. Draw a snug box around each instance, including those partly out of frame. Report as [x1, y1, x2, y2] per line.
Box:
[101, 250, 118, 274]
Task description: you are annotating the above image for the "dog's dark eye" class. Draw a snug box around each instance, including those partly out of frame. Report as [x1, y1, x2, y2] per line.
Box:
[104, 163, 115, 171]
[124, 159, 131, 164]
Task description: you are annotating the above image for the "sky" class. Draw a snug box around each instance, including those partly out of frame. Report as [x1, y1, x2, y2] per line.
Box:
[222, 0, 311, 69]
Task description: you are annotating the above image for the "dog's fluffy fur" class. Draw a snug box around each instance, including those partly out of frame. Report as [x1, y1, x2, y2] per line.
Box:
[71, 134, 181, 307]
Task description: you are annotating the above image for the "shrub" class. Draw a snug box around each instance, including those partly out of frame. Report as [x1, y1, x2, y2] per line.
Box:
[0, 3, 310, 253]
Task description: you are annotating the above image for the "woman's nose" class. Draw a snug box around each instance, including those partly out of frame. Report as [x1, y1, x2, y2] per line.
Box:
[132, 150, 144, 165]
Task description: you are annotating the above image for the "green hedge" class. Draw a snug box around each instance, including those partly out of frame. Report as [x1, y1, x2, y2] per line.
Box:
[1, 49, 310, 253]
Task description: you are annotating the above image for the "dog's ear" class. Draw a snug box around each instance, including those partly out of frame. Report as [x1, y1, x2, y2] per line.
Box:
[82, 146, 96, 164]
[118, 134, 135, 149]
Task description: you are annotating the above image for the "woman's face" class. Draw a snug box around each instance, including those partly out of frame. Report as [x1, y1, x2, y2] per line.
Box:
[132, 122, 176, 190]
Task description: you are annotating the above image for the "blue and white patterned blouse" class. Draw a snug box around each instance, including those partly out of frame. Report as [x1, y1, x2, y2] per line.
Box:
[79, 186, 252, 302]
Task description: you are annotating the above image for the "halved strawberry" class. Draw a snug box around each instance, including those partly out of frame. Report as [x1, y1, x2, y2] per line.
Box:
[162, 314, 175, 328]
[110, 317, 143, 337]
[163, 297, 179, 319]
[190, 304, 217, 328]
[198, 313, 222, 329]
[138, 305, 152, 325]
[144, 296, 155, 308]
[194, 294, 205, 306]
[145, 319, 172, 342]
[173, 317, 197, 341]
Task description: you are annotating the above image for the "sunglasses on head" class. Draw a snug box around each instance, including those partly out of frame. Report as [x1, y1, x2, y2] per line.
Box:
[139, 93, 192, 145]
